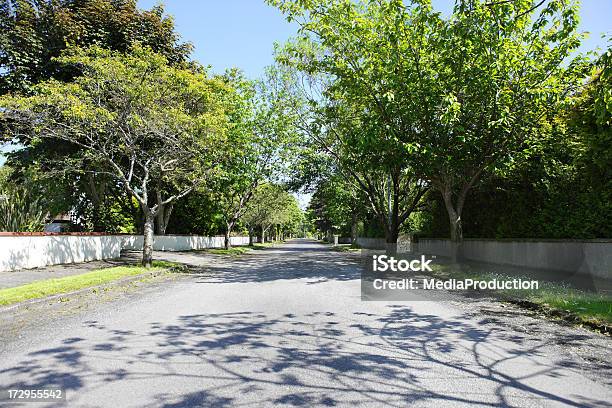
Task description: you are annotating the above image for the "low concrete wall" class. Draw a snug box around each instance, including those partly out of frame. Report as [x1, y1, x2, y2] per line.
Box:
[122, 235, 250, 251]
[416, 238, 612, 280]
[0, 234, 124, 272]
[0, 234, 251, 272]
[355, 237, 387, 249]
[352, 236, 611, 280]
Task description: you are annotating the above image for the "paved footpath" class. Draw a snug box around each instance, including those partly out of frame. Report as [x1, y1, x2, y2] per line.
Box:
[0, 240, 610, 407]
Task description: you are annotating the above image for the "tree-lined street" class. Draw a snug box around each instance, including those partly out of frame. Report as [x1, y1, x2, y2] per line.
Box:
[0, 1, 610, 406]
[1, 241, 609, 407]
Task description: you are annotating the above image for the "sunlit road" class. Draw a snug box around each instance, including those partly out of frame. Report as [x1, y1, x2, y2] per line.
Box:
[0, 240, 609, 407]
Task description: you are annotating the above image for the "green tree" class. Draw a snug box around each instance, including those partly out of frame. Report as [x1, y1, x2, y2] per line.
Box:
[214, 66, 300, 249]
[415, 47, 611, 240]
[308, 175, 365, 242]
[0, 0, 192, 95]
[1, 0, 194, 232]
[0, 166, 48, 231]
[421, 0, 587, 248]
[165, 189, 225, 236]
[242, 183, 299, 243]
[0, 46, 230, 266]
[278, 194, 303, 239]
[271, 0, 588, 253]
[270, 0, 433, 247]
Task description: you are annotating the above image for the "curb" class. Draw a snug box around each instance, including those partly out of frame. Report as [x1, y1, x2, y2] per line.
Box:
[506, 298, 611, 336]
[0, 268, 172, 313]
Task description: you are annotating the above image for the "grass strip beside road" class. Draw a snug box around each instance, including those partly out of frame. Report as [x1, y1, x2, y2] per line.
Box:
[205, 247, 253, 256]
[433, 265, 611, 328]
[0, 261, 181, 306]
[512, 284, 611, 326]
[203, 242, 278, 256]
[331, 244, 361, 252]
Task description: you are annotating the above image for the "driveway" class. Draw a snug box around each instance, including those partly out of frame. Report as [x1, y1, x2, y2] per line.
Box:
[0, 240, 610, 407]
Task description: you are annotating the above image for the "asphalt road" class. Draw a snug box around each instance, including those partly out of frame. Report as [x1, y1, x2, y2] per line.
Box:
[0, 240, 610, 407]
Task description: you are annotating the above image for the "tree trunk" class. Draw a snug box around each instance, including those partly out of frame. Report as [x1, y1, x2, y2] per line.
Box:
[261, 225, 266, 243]
[155, 193, 174, 235]
[156, 202, 173, 235]
[142, 211, 155, 268]
[384, 223, 399, 255]
[441, 187, 464, 262]
[85, 174, 107, 232]
[448, 214, 462, 242]
[224, 222, 233, 250]
[248, 229, 254, 246]
[156, 205, 165, 235]
[350, 212, 358, 244]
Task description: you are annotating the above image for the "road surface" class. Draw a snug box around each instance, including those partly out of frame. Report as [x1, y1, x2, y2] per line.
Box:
[0, 240, 610, 407]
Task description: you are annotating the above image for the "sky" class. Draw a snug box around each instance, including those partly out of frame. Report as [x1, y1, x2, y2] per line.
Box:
[136, 0, 612, 79]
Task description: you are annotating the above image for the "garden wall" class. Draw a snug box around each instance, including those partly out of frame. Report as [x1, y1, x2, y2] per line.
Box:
[0, 233, 251, 272]
[355, 237, 387, 249]
[122, 235, 250, 251]
[353, 236, 611, 280]
[0, 233, 124, 272]
[415, 238, 611, 280]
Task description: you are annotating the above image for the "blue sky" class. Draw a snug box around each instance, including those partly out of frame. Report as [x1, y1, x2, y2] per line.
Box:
[137, 0, 611, 79]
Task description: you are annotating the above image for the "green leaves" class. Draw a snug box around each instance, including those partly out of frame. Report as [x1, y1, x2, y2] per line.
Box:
[270, 0, 592, 240]
[242, 183, 302, 231]
[0, 45, 230, 217]
[0, 0, 193, 95]
[0, 180, 48, 232]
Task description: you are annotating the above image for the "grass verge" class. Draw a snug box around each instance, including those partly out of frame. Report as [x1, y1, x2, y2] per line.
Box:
[251, 242, 279, 249]
[205, 247, 253, 256]
[201, 242, 280, 255]
[331, 244, 361, 252]
[0, 260, 181, 307]
[432, 265, 611, 329]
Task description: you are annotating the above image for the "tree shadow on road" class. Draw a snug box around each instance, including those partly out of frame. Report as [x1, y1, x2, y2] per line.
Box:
[157, 246, 363, 284]
[1, 305, 608, 407]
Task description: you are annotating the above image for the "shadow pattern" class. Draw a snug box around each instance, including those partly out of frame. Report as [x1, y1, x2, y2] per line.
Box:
[1, 305, 609, 407]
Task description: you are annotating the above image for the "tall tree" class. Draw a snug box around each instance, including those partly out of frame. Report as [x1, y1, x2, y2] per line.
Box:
[271, 0, 588, 254]
[215, 66, 300, 249]
[0, 46, 229, 266]
[0, 0, 192, 95]
[422, 0, 587, 248]
[308, 175, 365, 243]
[270, 0, 433, 247]
[1, 0, 194, 231]
[242, 183, 297, 244]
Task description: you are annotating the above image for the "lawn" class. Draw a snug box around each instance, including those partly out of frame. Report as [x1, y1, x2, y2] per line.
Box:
[512, 283, 611, 326]
[0, 261, 180, 306]
[205, 247, 253, 255]
[251, 242, 280, 249]
[331, 244, 361, 252]
[432, 265, 612, 327]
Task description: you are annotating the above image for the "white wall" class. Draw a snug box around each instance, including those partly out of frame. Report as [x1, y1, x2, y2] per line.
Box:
[0, 234, 251, 272]
[352, 236, 611, 280]
[122, 235, 250, 251]
[355, 237, 387, 249]
[416, 238, 612, 280]
[0, 235, 124, 272]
